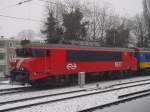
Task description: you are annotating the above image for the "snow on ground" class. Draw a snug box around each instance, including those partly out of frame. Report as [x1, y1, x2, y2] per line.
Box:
[0, 84, 24, 90]
[7, 91, 118, 112]
[1, 76, 150, 112]
[0, 80, 27, 89]
[8, 83, 150, 112]
[84, 75, 150, 89]
[0, 86, 83, 103]
[0, 75, 150, 90]
[2, 82, 150, 112]
[0, 89, 115, 111]
[1, 75, 150, 103]
[0, 80, 10, 84]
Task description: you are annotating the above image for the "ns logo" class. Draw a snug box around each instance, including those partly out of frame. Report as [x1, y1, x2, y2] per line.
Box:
[66, 63, 77, 70]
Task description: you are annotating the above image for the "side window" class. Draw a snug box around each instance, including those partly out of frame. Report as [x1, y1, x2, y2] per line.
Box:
[67, 50, 122, 62]
[0, 42, 4, 48]
[0, 65, 5, 72]
[9, 42, 14, 48]
[0, 53, 5, 60]
[33, 49, 48, 57]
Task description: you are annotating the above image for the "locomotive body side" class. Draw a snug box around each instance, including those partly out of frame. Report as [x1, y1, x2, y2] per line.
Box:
[10, 45, 138, 85]
[48, 48, 137, 76]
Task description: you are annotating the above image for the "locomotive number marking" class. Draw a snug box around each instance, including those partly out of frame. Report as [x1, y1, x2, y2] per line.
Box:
[115, 62, 122, 67]
[66, 63, 77, 70]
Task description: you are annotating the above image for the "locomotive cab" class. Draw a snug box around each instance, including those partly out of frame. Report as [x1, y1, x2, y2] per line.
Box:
[10, 47, 50, 84]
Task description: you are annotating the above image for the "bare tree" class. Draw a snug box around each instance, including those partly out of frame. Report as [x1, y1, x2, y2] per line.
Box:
[143, 0, 150, 45]
[130, 14, 147, 47]
[83, 5, 121, 45]
[18, 29, 35, 40]
[41, 0, 130, 46]
[81, 4, 110, 42]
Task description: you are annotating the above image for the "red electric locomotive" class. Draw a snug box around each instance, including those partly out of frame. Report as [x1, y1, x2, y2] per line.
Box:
[10, 44, 137, 86]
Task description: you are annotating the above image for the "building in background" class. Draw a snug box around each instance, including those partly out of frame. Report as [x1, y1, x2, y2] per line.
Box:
[0, 37, 20, 79]
[30, 38, 45, 45]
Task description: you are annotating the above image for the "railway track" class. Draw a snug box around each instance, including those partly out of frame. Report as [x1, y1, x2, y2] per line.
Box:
[0, 87, 28, 92]
[80, 89, 150, 112]
[0, 87, 36, 96]
[1, 78, 150, 111]
[1, 76, 150, 96]
[0, 89, 85, 106]
[0, 76, 150, 97]
[0, 86, 61, 96]
[87, 77, 150, 90]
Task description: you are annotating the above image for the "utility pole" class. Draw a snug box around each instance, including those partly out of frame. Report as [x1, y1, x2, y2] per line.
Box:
[113, 30, 116, 47]
[78, 72, 85, 88]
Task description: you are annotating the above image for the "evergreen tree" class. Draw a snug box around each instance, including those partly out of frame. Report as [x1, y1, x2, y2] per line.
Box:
[105, 24, 129, 47]
[21, 39, 31, 46]
[62, 8, 88, 42]
[143, 0, 150, 46]
[105, 29, 118, 47]
[41, 10, 63, 44]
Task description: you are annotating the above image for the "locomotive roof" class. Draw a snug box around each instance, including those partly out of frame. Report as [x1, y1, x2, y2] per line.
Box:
[21, 44, 134, 51]
[135, 47, 150, 51]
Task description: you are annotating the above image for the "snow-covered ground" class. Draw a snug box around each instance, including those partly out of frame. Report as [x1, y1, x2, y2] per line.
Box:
[94, 94, 150, 112]
[0, 80, 10, 84]
[5, 83, 150, 112]
[1, 75, 150, 90]
[1, 76, 150, 112]
[0, 80, 24, 90]
[0, 76, 150, 112]
[1, 75, 150, 103]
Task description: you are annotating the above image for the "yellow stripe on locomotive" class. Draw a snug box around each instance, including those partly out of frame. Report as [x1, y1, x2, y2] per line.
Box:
[139, 62, 150, 69]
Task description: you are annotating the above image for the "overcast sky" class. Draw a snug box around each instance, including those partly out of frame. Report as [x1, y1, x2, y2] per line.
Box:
[0, 0, 143, 38]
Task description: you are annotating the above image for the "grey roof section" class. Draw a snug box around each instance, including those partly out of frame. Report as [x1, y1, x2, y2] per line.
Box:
[136, 47, 150, 51]
[25, 44, 134, 51]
